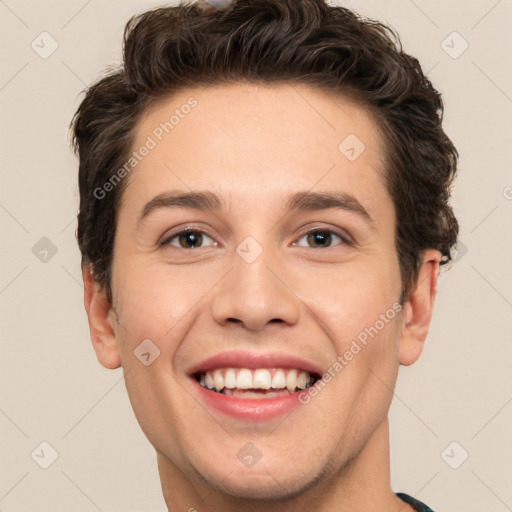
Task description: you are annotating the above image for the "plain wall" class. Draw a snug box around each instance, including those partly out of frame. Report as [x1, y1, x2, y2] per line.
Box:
[1, 0, 511, 510]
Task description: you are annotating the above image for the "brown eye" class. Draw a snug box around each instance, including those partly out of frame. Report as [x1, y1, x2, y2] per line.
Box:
[160, 230, 217, 249]
[294, 230, 346, 249]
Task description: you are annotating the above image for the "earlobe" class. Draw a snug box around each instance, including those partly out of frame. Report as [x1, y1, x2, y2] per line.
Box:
[82, 265, 122, 369]
[398, 249, 441, 366]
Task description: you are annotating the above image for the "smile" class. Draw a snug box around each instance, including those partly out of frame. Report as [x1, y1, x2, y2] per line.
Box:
[188, 351, 323, 420]
[195, 367, 318, 398]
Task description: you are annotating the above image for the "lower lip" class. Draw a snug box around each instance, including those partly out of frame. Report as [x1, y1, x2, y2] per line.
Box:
[191, 377, 303, 421]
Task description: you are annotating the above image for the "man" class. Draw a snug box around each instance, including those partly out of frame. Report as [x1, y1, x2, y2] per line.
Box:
[71, 0, 459, 510]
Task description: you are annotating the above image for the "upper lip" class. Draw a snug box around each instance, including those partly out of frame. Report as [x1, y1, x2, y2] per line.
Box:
[188, 350, 324, 376]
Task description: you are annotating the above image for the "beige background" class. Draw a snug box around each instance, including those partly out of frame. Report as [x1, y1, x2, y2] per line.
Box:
[1, 0, 511, 510]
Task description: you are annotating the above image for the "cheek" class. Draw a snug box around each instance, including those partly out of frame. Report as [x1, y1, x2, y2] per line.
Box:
[305, 278, 401, 445]
[301, 254, 401, 343]
[298, 253, 402, 401]
[112, 258, 202, 325]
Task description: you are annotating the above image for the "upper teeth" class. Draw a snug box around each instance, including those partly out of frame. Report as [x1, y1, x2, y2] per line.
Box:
[198, 368, 313, 392]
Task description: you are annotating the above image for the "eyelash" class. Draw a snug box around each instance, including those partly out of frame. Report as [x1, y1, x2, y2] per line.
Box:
[159, 227, 353, 250]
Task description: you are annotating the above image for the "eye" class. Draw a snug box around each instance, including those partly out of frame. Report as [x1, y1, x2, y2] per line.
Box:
[293, 229, 348, 249]
[160, 229, 218, 249]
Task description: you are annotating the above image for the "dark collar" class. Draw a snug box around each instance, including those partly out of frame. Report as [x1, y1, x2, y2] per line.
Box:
[396, 492, 435, 512]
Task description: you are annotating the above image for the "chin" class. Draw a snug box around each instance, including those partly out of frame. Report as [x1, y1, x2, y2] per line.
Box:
[192, 458, 327, 502]
[219, 476, 312, 501]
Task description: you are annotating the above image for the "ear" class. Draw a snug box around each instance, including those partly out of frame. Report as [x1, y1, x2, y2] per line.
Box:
[82, 265, 121, 369]
[399, 249, 442, 366]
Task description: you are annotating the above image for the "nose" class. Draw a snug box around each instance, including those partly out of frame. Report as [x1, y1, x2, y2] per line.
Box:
[210, 248, 301, 331]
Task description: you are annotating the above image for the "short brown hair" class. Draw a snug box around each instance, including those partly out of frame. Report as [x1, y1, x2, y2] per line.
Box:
[70, 0, 459, 304]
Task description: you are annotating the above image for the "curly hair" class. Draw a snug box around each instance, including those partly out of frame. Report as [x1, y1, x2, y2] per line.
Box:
[70, 0, 459, 304]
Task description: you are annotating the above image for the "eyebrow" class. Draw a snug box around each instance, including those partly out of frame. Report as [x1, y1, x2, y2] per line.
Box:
[138, 190, 374, 227]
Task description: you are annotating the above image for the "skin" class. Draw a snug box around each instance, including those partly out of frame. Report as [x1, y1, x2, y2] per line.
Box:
[83, 83, 441, 511]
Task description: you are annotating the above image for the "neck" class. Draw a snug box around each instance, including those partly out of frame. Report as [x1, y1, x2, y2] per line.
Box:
[157, 416, 410, 512]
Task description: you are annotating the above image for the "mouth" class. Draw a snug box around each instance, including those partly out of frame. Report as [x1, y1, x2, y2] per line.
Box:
[193, 367, 321, 398]
[187, 351, 323, 421]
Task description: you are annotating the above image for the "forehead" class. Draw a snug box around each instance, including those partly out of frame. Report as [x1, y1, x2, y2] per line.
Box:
[123, 83, 391, 220]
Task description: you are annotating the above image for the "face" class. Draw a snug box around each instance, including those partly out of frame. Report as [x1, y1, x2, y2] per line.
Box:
[103, 83, 407, 499]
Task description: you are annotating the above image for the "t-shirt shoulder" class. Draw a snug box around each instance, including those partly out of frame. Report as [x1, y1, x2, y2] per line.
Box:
[396, 492, 435, 512]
